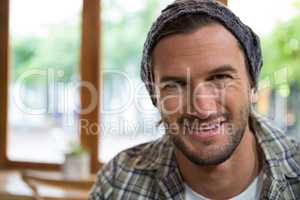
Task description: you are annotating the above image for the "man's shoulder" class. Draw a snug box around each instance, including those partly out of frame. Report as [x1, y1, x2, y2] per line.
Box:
[261, 118, 300, 175]
[97, 134, 174, 180]
[257, 114, 300, 160]
[252, 111, 300, 177]
[111, 135, 173, 170]
[279, 134, 300, 163]
[89, 135, 174, 199]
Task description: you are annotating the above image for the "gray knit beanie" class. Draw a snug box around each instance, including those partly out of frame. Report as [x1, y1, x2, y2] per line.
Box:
[140, 0, 263, 106]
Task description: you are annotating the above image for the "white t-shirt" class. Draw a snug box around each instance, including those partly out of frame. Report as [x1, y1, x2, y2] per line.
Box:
[184, 172, 264, 200]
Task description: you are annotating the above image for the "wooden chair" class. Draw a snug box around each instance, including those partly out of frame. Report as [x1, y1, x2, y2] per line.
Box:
[21, 170, 96, 200]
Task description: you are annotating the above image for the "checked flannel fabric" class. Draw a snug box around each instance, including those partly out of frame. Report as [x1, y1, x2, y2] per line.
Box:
[89, 111, 300, 200]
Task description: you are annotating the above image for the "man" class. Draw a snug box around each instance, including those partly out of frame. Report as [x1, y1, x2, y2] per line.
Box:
[90, 0, 300, 199]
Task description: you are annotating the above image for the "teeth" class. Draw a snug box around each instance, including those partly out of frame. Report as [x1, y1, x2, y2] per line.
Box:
[192, 123, 220, 131]
[185, 117, 225, 133]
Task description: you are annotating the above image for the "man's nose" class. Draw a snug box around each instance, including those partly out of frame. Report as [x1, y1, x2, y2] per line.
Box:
[187, 82, 219, 118]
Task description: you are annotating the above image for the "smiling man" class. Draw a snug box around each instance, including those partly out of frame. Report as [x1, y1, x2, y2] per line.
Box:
[89, 0, 300, 199]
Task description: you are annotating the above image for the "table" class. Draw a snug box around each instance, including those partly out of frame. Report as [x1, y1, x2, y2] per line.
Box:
[0, 170, 96, 200]
[0, 170, 34, 200]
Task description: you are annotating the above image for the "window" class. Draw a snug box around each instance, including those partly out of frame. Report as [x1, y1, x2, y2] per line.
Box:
[0, 0, 94, 171]
[229, 0, 300, 139]
[99, 0, 173, 163]
[8, 0, 82, 164]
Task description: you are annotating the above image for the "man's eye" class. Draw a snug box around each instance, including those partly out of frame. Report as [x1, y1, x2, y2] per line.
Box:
[209, 74, 233, 89]
[210, 74, 233, 81]
[161, 81, 186, 90]
[163, 83, 179, 90]
[164, 83, 178, 89]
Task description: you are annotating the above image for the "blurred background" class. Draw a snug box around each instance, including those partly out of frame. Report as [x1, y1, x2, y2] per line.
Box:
[7, 0, 300, 166]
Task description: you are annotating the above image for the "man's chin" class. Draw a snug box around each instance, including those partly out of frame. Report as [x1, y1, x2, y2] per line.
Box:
[172, 132, 242, 166]
[181, 145, 235, 166]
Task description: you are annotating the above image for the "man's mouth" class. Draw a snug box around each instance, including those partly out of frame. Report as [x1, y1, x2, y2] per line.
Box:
[185, 117, 226, 130]
[192, 119, 225, 130]
[183, 117, 227, 139]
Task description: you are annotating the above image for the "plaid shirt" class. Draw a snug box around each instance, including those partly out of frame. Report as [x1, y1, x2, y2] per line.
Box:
[89, 111, 300, 200]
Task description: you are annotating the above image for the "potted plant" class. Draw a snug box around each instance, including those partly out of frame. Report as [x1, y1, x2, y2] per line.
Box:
[62, 142, 90, 179]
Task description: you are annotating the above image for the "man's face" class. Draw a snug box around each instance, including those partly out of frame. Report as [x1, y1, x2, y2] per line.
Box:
[153, 23, 252, 166]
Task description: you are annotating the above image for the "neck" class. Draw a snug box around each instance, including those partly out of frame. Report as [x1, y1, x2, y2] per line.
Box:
[176, 126, 262, 199]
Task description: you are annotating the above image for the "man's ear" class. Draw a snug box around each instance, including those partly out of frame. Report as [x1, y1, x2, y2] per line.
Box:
[250, 88, 258, 103]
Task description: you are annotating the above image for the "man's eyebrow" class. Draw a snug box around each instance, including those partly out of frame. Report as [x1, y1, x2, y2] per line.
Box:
[159, 76, 187, 83]
[208, 65, 238, 75]
[158, 65, 237, 83]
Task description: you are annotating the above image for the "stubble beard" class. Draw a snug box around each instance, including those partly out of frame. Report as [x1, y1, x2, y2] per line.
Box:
[164, 105, 250, 166]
